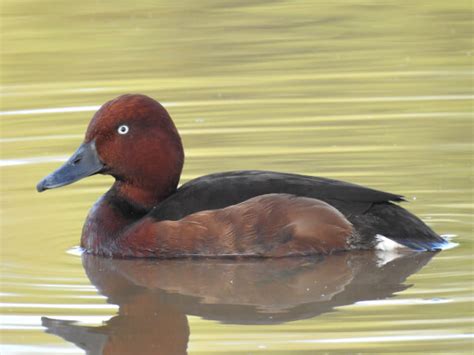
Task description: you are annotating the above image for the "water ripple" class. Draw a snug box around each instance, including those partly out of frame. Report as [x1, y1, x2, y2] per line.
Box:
[1, 95, 472, 116]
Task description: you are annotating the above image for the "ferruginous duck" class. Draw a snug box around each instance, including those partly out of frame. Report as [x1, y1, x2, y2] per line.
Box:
[36, 94, 450, 258]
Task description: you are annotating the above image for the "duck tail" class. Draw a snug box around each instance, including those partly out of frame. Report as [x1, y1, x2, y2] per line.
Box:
[354, 202, 456, 251]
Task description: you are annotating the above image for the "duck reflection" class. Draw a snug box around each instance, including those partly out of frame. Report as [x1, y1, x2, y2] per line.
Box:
[42, 251, 436, 354]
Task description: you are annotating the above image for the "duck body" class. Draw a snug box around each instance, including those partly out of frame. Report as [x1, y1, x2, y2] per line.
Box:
[152, 170, 446, 252]
[37, 94, 449, 258]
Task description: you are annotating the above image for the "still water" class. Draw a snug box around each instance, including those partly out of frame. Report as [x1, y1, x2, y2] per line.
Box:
[1, 0, 473, 353]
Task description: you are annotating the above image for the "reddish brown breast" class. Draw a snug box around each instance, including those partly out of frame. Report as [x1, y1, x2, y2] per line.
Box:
[112, 193, 355, 258]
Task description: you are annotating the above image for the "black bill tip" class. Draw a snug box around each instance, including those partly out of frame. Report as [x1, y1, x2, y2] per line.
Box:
[36, 180, 48, 192]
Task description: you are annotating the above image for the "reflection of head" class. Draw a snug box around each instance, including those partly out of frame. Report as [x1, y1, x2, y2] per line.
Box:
[43, 303, 189, 355]
[42, 251, 436, 352]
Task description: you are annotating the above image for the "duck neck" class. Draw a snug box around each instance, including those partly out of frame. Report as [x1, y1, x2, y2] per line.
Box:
[81, 181, 170, 256]
[111, 179, 177, 212]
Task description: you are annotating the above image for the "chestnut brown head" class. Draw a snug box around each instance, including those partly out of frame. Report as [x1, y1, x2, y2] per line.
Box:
[37, 94, 184, 201]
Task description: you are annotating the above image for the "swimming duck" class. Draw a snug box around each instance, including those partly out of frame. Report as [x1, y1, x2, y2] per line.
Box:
[36, 94, 449, 258]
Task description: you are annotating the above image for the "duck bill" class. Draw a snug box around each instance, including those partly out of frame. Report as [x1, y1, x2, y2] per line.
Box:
[36, 141, 104, 192]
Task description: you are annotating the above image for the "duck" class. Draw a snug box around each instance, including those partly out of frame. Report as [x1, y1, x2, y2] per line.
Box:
[36, 94, 450, 258]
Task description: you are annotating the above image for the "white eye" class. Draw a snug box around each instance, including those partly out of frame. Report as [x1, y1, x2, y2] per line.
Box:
[117, 125, 129, 135]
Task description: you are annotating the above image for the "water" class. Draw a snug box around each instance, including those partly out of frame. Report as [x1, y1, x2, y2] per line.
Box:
[1, 0, 473, 353]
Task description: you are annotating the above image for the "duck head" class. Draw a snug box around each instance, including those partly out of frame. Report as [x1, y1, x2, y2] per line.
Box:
[37, 94, 184, 208]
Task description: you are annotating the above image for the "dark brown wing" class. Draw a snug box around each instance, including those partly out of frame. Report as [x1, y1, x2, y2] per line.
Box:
[151, 170, 403, 220]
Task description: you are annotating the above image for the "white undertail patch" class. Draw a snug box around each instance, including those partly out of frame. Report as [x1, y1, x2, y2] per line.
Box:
[375, 234, 410, 267]
[375, 235, 408, 252]
[374, 234, 459, 267]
